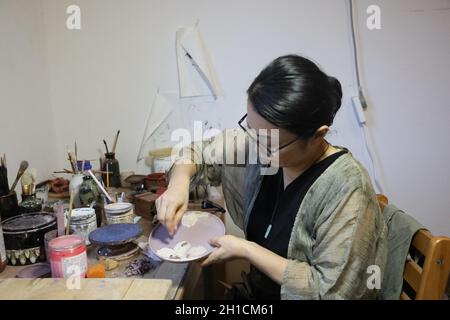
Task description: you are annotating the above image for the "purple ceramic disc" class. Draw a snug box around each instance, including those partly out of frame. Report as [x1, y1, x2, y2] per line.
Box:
[148, 211, 225, 263]
[16, 263, 51, 278]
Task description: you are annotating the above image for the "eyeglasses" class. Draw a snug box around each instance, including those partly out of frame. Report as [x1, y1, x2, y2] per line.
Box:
[238, 113, 301, 157]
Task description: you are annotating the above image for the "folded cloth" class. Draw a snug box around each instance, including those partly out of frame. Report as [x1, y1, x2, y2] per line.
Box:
[380, 204, 424, 299]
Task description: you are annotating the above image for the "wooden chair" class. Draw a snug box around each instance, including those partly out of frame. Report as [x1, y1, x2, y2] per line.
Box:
[377, 194, 450, 300]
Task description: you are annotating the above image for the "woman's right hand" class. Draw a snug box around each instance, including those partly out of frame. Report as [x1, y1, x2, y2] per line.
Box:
[156, 184, 189, 236]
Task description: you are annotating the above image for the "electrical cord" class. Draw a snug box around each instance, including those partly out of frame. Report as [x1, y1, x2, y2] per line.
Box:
[348, 0, 368, 109]
[348, 0, 385, 193]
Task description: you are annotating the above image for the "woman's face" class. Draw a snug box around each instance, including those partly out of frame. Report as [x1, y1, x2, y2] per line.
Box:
[246, 101, 325, 168]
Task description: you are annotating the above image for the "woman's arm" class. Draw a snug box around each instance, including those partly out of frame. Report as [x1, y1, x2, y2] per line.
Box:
[245, 241, 288, 284]
[201, 235, 288, 285]
[156, 162, 196, 235]
[281, 188, 386, 299]
[202, 188, 386, 300]
[157, 129, 249, 235]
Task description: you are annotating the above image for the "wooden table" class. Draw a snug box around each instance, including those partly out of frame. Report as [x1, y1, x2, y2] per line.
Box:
[0, 186, 227, 300]
[0, 278, 174, 300]
[0, 216, 202, 300]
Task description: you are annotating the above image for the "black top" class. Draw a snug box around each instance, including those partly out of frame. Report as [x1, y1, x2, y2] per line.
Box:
[246, 150, 347, 299]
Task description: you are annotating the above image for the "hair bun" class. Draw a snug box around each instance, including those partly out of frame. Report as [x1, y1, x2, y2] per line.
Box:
[247, 54, 344, 138]
[327, 76, 343, 113]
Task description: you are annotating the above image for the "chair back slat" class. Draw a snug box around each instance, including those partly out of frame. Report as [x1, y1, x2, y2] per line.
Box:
[416, 237, 450, 300]
[404, 260, 422, 293]
[376, 194, 450, 300]
[411, 229, 432, 256]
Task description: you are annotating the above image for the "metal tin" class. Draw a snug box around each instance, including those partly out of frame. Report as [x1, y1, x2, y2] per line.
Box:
[2, 212, 57, 265]
[68, 208, 97, 245]
[104, 202, 135, 224]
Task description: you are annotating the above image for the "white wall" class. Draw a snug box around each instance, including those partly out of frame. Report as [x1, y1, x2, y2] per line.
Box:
[2, 0, 449, 235]
[41, 0, 368, 171]
[354, 0, 450, 236]
[0, 0, 57, 194]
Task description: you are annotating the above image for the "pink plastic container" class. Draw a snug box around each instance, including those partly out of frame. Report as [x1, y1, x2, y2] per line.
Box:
[48, 235, 87, 278]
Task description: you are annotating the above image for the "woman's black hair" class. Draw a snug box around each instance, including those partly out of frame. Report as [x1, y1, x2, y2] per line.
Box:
[247, 54, 342, 139]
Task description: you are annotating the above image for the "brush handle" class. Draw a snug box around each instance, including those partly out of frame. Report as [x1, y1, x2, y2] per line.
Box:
[105, 164, 110, 192]
[66, 191, 74, 235]
[103, 140, 110, 153]
[9, 170, 25, 193]
[112, 130, 120, 154]
[67, 152, 76, 173]
[0, 166, 9, 193]
[70, 152, 78, 173]
[87, 170, 113, 203]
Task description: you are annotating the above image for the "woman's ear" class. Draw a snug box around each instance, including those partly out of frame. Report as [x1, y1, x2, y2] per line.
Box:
[314, 126, 330, 140]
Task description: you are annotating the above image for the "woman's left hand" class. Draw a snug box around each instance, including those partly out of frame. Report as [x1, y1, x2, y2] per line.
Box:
[201, 235, 251, 267]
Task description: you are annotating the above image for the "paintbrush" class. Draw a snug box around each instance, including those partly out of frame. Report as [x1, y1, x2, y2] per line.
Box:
[66, 191, 74, 235]
[9, 161, 29, 194]
[21, 168, 36, 186]
[103, 140, 110, 154]
[70, 152, 78, 173]
[92, 170, 109, 174]
[67, 149, 77, 174]
[0, 154, 9, 196]
[53, 169, 73, 174]
[106, 163, 110, 193]
[1, 153, 6, 167]
[87, 170, 113, 203]
[112, 130, 120, 154]
[21, 170, 35, 195]
[0, 169, 7, 196]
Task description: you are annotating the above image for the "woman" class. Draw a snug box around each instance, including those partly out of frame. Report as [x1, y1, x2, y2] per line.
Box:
[156, 55, 387, 300]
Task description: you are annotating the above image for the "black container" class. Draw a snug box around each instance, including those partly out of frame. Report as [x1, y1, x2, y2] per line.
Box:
[0, 191, 19, 221]
[2, 212, 57, 266]
[102, 152, 121, 188]
[19, 194, 43, 214]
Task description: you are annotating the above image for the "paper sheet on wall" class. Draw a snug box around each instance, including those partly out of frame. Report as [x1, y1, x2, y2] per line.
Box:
[176, 23, 222, 99]
[137, 90, 174, 162]
[142, 91, 224, 156]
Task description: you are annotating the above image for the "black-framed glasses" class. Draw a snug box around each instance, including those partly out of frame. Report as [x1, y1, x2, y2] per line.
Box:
[238, 113, 301, 157]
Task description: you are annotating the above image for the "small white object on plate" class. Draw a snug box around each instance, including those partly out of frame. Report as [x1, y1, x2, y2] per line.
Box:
[150, 210, 225, 263]
[173, 240, 191, 257]
[181, 211, 209, 228]
[156, 247, 176, 259]
[157, 241, 207, 260]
